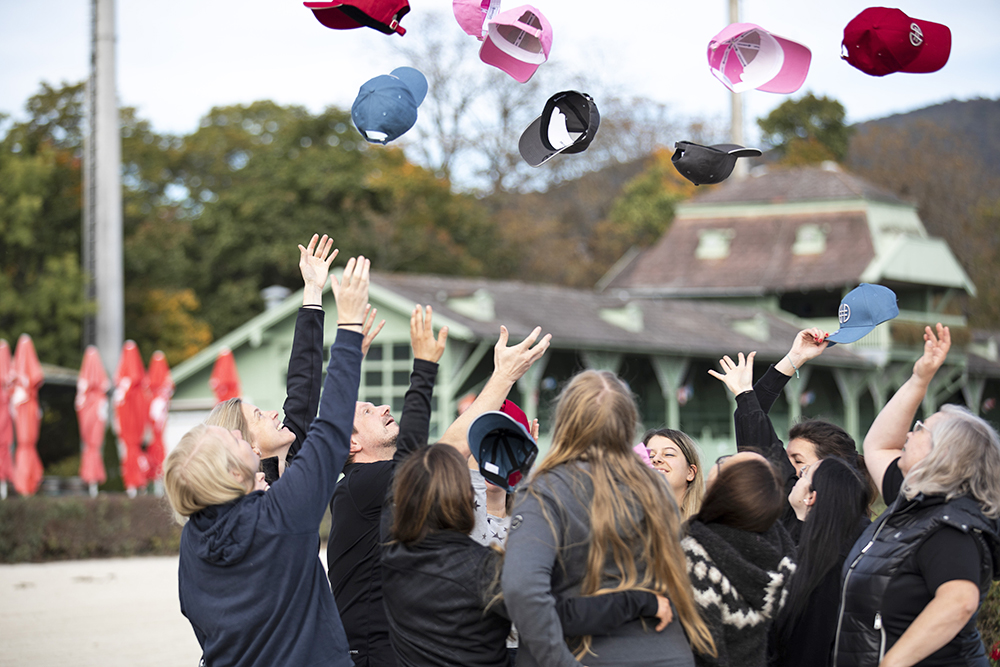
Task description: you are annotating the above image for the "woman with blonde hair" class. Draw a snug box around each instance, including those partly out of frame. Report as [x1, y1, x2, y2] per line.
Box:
[163, 254, 370, 667]
[643, 428, 705, 520]
[206, 234, 382, 484]
[835, 324, 1000, 667]
[502, 370, 716, 667]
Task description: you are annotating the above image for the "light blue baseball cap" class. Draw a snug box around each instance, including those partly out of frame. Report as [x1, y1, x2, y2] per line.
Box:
[826, 283, 899, 345]
[351, 67, 427, 145]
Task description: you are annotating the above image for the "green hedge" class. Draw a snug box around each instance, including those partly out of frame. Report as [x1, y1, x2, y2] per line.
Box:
[0, 495, 181, 562]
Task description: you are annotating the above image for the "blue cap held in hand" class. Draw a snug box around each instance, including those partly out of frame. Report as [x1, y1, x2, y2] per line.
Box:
[826, 283, 899, 345]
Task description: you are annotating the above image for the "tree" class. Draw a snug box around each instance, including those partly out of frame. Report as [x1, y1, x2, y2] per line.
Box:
[847, 120, 1000, 327]
[757, 92, 852, 163]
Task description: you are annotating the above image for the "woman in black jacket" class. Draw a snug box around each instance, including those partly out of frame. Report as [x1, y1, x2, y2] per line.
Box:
[835, 325, 1000, 667]
[381, 443, 675, 667]
[772, 456, 869, 667]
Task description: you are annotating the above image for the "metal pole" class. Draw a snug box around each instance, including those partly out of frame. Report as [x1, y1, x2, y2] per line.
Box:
[83, 0, 98, 351]
[91, 0, 124, 373]
[729, 0, 748, 180]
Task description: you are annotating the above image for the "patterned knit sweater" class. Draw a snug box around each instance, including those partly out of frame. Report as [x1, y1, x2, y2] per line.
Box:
[682, 520, 796, 667]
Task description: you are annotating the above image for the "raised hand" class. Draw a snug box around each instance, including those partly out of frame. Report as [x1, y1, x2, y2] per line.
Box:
[494, 326, 551, 385]
[360, 305, 386, 357]
[912, 323, 951, 384]
[708, 351, 756, 396]
[410, 305, 448, 363]
[788, 327, 829, 366]
[331, 256, 370, 329]
[298, 234, 338, 307]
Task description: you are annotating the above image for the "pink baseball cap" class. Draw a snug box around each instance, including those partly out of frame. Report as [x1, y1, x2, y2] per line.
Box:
[479, 5, 552, 83]
[707, 23, 811, 94]
[453, 0, 501, 40]
[842, 7, 951, 77]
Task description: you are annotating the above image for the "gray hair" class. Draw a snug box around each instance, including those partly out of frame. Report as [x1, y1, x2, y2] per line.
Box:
[902, 404, 1000, 518]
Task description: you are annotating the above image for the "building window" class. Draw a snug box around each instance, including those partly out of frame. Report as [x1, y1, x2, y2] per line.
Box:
[792, 224, 827, 255]
[696, 229, 735, 259]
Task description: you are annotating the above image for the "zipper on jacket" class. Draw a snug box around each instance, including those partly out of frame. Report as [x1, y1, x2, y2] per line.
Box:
[874, 612, 886, 662]
[832, 512, 894, 665]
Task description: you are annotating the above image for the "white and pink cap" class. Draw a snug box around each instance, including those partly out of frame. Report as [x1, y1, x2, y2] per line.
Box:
[453, 0, 502, 40]
[707, 23, 811, 94]
[479, 5, 552, 83]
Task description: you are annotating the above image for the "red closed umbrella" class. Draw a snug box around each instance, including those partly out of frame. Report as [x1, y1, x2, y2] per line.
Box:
[0, 340, 14, 499]
[145, 351, 173, 483]
[11, 334, 44, 497]
[76, 346, 110, 494]
[112, 341, 149, 494]
[209, 348, 242, 403]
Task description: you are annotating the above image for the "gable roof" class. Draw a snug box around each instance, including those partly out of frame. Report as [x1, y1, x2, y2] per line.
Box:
[688, 164, 909, 206]
[606, 210, 875, 294]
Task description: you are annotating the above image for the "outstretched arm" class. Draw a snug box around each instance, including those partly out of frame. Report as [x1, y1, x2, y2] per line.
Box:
[284, 235, 337, 459]
[864, 324, 951, 488]
[440, 326, 551, 461]
[394, 305, 448, 461]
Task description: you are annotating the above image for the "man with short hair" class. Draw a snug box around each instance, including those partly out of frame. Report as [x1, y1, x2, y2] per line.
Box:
[327, 309, 550, 667]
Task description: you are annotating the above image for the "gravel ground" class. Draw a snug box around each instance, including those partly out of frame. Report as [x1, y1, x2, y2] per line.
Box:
[0, 556, 202, 667]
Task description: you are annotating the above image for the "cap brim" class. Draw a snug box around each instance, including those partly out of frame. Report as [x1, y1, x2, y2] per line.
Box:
[389, 67, 427, 106]
[479, 37, 540, 83]
[519, 115, 560, 167]
[305, 2, 363, 30]
[757, 35, 811, 93]
[825, 326, 873, 344]
[712, 143, 762, 158]
[901, 19, 951, 73]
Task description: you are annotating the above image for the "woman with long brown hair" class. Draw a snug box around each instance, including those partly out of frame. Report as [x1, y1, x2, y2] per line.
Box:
[502, 370, 715, 667]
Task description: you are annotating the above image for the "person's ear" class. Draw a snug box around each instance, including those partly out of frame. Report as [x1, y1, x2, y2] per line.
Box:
[349, 434, 363, 455]
[686, 465, 697, 483]
[804, 490, 817, 507]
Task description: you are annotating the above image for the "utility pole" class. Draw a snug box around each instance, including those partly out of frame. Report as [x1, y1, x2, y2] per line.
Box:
[83, 0, 124, 373]
[729, 0, 748, 180]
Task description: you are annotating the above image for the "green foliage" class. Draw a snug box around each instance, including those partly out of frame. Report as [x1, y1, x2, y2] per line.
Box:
[0, 495, 181, 562]
[758, 92, 853, 163]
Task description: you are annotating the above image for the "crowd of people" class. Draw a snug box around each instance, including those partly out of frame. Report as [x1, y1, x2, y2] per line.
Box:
[163, 236, 1000, 667]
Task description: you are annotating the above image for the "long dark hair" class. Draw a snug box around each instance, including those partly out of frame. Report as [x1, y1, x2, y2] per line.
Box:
[695, 456, 783, 533]
[390, 444, 476, 545]
[789, 420, 877, 512]
[777, 456, 868, 639]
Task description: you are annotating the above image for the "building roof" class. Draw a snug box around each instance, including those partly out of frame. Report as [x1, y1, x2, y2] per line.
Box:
[605, 210, 875, 294]
[373, 272, 865, 365]
[688, 164, 909, 206]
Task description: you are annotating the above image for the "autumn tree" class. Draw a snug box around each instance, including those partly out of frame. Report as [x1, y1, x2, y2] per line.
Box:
[757, 92, 852, 164]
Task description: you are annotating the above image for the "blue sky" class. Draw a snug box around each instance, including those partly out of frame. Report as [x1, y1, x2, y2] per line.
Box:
[1, 0, 997, 141]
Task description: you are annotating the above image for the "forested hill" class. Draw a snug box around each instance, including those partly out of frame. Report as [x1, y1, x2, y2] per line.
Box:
[853, 98, 1000, 172]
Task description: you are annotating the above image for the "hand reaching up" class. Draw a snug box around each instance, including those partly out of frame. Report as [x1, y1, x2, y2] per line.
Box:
[708, 351, 756, 396]
[494, 326, 551, 385]
[410, 305, 448, 363]
[299, 234, 337, 306]
[788, 328, 828, 367]
[912, 323, 951, 385]
[331, 256, 370, 329]
[361, 305, 386, 357]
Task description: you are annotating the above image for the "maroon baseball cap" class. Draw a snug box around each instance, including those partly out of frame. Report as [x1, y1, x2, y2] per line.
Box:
[304, 0, 409, 36]
[842, 7, 950, 76]
[500, 399, 531, 434]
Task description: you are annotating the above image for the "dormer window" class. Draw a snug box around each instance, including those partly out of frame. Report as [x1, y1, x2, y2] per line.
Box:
[696, 229, 735, 260]
[793, 224, 827, 255]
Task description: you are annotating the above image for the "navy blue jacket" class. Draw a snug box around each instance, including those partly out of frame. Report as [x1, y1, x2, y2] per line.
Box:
[178, 329, 361, 667]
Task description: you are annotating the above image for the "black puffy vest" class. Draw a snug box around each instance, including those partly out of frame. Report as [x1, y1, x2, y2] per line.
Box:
[833, 493, 1000, 667]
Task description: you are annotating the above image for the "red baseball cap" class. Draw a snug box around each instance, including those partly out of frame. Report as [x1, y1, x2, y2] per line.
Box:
[842, 7, 950, 76]
[304, 0, 409, 36]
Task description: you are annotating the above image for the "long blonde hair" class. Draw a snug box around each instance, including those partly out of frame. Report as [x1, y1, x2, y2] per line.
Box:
[206, 398, 252, 443]
[903, 404, 1000, 518]
[163, 424, 256, 525]
[527, 370, 715, 658]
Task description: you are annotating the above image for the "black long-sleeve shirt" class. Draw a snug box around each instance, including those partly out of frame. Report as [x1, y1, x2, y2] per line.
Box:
[733, 364, 801, 540]
[326, 358, 438, 667]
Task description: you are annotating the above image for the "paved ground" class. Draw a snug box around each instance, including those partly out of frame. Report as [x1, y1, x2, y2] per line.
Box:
[0, 556, 203, 666]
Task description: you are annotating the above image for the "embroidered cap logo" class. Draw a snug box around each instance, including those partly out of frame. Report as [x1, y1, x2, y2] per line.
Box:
[909, 22, 924, 47]
[839, 304, 851, 324]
